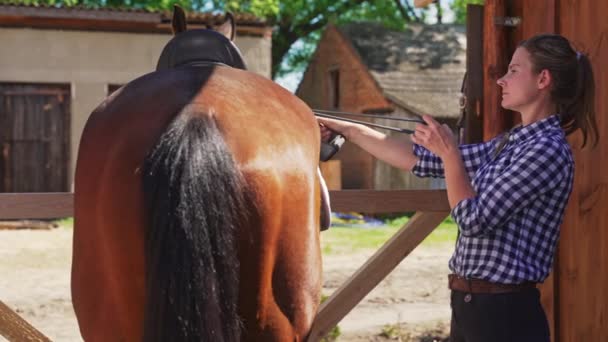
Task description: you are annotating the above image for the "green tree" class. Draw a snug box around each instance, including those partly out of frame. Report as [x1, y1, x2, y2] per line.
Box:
[450, 0, 484, 24]
[270, 1, 421, 78]
[214, 0, 429, 78]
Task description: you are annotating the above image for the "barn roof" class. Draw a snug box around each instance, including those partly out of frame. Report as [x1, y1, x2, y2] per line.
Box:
[0, 3, 269, 36]
[338, 22, 466, 118]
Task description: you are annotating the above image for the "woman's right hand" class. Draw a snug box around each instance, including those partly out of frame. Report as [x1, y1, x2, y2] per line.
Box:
[317, 114, 417, 170]
[317, 117, 358, 141]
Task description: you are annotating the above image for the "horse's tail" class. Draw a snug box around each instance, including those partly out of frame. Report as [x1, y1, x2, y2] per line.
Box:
[141, 110, 245, 342]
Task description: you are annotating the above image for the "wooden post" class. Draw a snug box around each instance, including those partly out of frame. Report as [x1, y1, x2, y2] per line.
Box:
[0, 300, 50, 342]
[483, 0, 511, 141]
[463, 4, 484, 144]
[319, 160, 342, 190]
[306, 211, 449, 341]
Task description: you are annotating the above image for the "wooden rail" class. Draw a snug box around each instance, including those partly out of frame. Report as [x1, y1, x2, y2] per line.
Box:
[0, 193, 73, 219]
[0, 190, 451, 341]
[306, 210, 449, 341]
[0, 190, 449, 219]
[0, 301, 50, 342]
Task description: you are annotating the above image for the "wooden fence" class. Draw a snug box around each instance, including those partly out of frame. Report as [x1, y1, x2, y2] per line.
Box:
[0, 190, 450, 341]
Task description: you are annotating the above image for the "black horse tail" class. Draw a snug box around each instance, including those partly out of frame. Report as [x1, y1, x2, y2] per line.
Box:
[141, 110, 245, 341]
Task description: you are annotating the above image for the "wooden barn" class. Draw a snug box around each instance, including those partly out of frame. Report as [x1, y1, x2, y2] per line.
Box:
[460, 1, 608, 341]
[297, 22, 466, 190]
[0, 4, 271, 193]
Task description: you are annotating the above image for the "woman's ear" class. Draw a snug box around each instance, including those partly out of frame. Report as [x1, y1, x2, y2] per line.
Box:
[538, 69, 552, 90]
[172, 5, 187, 35]
[216, 13, 236, 41]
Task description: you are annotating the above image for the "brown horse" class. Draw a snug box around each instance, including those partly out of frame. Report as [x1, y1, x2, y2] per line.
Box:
[72, 7, 323, 341]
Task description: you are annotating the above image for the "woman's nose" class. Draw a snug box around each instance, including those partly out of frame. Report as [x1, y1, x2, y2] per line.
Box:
[496, 76, 506, 87]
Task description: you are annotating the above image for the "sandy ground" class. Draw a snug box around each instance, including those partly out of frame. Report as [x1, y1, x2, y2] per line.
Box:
[0, 227, 452, 341]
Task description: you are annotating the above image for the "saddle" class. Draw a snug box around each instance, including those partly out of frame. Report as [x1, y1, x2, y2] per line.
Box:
[156, 29, 246, 71]
[155, 29, 332, 231]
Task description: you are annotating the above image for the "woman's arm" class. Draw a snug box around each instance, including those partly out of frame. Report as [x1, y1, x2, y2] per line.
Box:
[442, 152, 476, 209]
[318, 117, 418, 171]
[411, 115, 476, 208]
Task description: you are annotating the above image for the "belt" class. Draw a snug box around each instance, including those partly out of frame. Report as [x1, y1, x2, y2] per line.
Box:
[448, 274, 537, 294]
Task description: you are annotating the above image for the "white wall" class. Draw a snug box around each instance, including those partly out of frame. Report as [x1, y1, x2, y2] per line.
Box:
[0, 27, 271, 187]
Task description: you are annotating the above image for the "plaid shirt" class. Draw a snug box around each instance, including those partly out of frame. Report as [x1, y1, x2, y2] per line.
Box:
[413, 115, 574, 284]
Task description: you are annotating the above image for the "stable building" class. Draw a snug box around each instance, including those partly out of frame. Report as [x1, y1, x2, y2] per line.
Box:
[0, 4, 271, 192]
[297, 22, 466, 190]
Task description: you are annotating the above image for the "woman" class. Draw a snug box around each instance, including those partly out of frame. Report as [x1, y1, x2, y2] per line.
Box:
[318, 34, 597, 342]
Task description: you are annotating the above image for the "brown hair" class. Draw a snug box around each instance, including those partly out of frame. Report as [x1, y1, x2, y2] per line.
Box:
[520, 34, 598, 147]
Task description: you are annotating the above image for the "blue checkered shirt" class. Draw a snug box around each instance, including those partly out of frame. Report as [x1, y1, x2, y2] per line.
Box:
[413, 115, 574, 284]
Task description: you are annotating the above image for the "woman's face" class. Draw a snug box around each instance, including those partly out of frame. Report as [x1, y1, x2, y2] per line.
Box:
[496, 47, 544, 112]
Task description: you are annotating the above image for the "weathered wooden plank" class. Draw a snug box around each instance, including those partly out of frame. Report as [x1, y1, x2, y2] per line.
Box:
[0, 84, 71, 193]
[522, 0, 555, 38]
[558, 0, 608, 340]
[464, 4, 484, 144]
[329, 190, 449, 213]
[505, 2, 559, 339]
[483, 0, 511, 141]
[0, 300, 50, 342]
[306, 211, 450, 341]
[0, 193, 73, 219]
[0, 191, 448, 220]
[320, 160, 341, 190]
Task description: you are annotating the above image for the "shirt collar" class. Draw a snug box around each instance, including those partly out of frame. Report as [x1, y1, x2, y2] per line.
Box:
[508, 114, 562, 143]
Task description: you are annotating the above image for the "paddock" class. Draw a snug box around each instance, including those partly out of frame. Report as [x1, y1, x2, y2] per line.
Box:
[2, 0, 608, 341]
[0, 190, 450, 341]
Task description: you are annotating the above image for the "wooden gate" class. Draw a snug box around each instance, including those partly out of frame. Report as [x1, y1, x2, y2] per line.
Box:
[0, 83, 71, 193]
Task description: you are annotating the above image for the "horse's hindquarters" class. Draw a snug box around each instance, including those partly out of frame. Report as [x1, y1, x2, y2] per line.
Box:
[72, 66, 323, 342]
[237, 167, 322, 341]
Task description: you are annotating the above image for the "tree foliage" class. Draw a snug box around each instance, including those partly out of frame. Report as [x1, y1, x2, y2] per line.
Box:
[450, 0, 484, 24]
[14, 0, 436, 78]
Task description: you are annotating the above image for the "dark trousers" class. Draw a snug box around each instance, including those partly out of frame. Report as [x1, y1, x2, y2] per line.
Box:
[450, 288, 550, 342]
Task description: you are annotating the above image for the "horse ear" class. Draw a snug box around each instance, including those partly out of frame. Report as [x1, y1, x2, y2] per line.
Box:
[172, 5, 187, 35]
[216, 12, 236, 41]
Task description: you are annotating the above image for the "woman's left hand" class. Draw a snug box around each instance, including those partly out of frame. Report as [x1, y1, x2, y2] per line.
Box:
[411, 114, 459, 160]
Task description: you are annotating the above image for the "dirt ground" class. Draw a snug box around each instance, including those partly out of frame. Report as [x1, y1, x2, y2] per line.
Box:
[0, 227, 453, 341]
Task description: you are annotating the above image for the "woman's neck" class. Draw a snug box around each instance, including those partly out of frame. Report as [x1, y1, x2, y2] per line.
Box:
[519, 97, 557, 126]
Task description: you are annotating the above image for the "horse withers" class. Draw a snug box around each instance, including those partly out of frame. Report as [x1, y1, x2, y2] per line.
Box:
[72, 7, 323, 341]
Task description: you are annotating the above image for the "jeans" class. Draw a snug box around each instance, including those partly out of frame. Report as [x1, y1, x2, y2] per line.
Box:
[449, 288, 550, 342]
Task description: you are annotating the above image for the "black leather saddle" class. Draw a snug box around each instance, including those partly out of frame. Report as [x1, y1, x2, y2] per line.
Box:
[156, 29, 247, 71]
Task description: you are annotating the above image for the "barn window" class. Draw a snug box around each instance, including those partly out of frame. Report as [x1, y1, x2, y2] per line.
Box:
[328, 69, 340, 109]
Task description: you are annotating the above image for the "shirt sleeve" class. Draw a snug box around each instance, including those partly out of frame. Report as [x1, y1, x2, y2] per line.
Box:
[451, 136, 571, 237]
[412, 137, 498, 179]
[411, 144, 444, 178]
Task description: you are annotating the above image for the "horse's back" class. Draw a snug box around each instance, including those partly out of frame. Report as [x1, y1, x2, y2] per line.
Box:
[72, 66, 321, 341]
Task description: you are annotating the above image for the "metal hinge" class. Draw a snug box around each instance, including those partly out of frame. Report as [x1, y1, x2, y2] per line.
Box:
[494, 16, 522, 27]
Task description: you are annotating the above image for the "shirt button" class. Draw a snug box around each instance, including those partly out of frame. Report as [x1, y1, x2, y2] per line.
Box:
[464, 294, 472, 303]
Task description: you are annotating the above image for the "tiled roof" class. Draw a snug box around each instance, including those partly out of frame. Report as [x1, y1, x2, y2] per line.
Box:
[0, 2, 267, 27]
[339, 22, 466, 118]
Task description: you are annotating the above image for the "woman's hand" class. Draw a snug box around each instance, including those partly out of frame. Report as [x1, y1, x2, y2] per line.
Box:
[413, 115, 474, 208]
[318, 115, 420, 170]
[411, 114, 459, 160]
[317, 116, 359, 141]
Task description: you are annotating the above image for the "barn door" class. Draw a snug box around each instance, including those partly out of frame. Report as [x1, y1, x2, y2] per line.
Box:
[0, 83, 71, 192]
